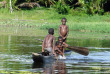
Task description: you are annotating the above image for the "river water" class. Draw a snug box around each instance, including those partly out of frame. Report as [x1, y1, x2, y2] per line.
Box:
[0, 35, 110, 74]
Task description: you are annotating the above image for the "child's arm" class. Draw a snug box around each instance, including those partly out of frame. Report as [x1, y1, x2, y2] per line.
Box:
[59, 25, 63, 37]
[64, 26, 69, 39]
[53, 37, 56, 55]
[63, 47, 65, 54]
[54, 47, 58, 60]
[63, 42, 69, 48]
[57, 48, 64, 56]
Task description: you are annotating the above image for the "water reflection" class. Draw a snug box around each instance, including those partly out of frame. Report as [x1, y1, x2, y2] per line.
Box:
[32, 61, 67, 74]
[0, 35, 42, 54]
[0, 35, 110, 73]
[53, 61, 66, 74]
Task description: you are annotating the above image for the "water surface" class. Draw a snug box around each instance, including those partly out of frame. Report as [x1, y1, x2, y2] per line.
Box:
[0, 35, 110, 73]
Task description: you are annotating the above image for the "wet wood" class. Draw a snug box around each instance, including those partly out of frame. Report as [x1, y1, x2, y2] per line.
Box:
[67, 46, 89, 56]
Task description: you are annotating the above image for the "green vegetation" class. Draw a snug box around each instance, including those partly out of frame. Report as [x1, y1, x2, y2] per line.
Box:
[0, 7, 110, 34]
[0, 0, 110, 39]
[0, 70, 40, 74]
[0, 0, 110, 15]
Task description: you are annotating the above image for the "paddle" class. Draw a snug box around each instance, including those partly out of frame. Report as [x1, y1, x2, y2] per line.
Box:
[36, 39, 89, 56]
[67, 46, 89, 56]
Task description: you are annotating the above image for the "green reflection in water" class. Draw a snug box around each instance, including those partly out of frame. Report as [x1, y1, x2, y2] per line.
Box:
[0, 35, 110, 73]
[0, 35, 42, 55]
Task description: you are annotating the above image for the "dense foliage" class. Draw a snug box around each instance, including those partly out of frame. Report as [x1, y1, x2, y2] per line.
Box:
[0, 0, 110, 15]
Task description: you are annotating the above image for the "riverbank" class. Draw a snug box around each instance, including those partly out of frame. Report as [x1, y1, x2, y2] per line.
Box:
[0, 8, 110, 39]
[0, 24, 110, 40]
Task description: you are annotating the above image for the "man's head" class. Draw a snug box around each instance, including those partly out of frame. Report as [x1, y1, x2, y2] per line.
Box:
[48, 28, 54, 35]
[61, 18, 67, 25]
[58, 36, 63, 43]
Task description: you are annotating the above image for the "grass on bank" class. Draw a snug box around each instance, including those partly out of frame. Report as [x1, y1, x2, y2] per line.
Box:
[0, 7, 110, 35]
[0, 70, 40, 74]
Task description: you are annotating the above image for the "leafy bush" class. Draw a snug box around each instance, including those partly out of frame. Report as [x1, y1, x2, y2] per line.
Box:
[2, 0, 110, 15]
[38, 0, 56, 7]
[98, 9, 104, 15]
[104, 12, 110, 15]
[86, 5, 94, 15]
[55, 1, 70, 14]
[69, 7, 87, 16]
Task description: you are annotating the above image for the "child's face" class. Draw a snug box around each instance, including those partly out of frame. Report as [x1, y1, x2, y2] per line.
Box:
[58, 38, 63, 44]
[61, 19, 66, 25]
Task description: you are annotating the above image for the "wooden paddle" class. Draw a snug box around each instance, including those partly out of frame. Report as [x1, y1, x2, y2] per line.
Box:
[67, 46, 89, 56]
[36, 39, 89, 56]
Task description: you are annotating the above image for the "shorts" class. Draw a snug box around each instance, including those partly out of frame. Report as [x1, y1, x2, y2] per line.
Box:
[44, 47, 53, 55]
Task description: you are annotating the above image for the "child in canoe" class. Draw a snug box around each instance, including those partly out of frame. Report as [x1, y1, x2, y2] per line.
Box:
[55, 36, 68, 59]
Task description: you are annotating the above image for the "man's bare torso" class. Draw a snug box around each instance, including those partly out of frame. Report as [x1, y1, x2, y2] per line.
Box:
[44, 34, 55, 48]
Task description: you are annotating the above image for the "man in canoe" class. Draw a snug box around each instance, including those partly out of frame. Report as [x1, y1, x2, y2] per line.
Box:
[42, 28, 56, 56]
[59, 18, 69, 43]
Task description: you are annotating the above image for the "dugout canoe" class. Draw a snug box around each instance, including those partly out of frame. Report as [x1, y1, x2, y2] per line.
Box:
[32, 53, 55, 63]
[32, 50, 71, 62]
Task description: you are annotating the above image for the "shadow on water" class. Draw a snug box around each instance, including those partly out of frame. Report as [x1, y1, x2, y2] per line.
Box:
[0, 35, 110, 73]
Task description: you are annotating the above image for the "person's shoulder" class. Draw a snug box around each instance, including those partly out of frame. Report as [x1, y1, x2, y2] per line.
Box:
[53, 36, 55, 39]
[45, 34, 49, 37]
[51, 35, 55, 39]
[45, 34, 50, 39]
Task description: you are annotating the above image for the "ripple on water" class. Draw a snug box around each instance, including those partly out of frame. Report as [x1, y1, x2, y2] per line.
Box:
[65, 51, 110, 64]
[0, 54, 33, 64]
[1, 46, 110, 73]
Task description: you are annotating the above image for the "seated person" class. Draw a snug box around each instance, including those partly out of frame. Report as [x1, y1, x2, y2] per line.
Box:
[55, 36, 68, 59]
[42, 28, 55, 56]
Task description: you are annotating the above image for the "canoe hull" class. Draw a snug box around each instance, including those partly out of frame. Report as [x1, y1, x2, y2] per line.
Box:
[32, 53, 54, 63]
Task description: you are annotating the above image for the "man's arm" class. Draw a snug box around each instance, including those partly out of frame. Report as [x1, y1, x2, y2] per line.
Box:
[42, 40, 45, 52]
[53, 37, 55, 54]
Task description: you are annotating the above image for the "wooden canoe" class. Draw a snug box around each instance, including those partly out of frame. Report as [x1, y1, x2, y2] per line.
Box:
[32, 50, 71, 62]
[32, 53, 55, 63]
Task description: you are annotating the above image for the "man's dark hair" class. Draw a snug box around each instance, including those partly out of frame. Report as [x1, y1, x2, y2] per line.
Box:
[62, 18, 67, 22]
[48, 28, 54, 34]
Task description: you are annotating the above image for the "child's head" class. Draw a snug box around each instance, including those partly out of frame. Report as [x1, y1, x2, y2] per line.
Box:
[61, 18, 67, 25]
[58, 36, 63, 44]
[55, 36, 63, 47]
[48, 28, 54, 35]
